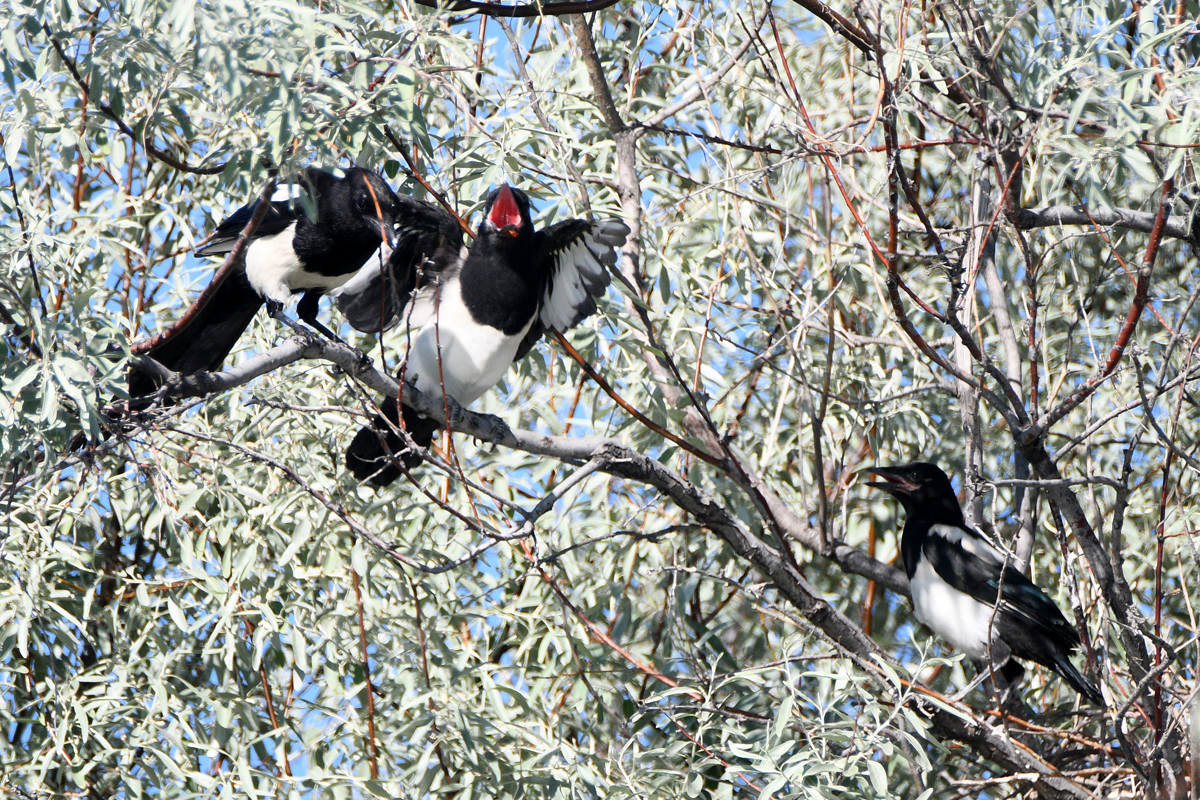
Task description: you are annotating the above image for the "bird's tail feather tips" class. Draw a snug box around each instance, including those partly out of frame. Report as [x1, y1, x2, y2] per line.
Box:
[1056, 658, 1104, 705]
[194, 238, 236, 257]
[345, 399, 440, 488]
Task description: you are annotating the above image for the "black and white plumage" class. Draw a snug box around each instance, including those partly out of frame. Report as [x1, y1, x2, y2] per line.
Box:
[341, 184, 629, 487]
[867, 462, 1103, 704]
[129, 167, 400, 400]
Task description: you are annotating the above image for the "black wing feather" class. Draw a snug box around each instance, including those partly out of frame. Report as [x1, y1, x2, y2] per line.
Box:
[922, 530, 1080, 648]
[335, 195, 462, 333]
[916, 523, 1101, 703]
[515, 217, 627, 358]
[194, 200, 299, 257]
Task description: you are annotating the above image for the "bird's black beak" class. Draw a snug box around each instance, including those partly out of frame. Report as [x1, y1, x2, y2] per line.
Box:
[357, 171, 397, 249]
[864, 467, 918, 497]
[371, 215, 397, 250]
[488, 184, 524, 238]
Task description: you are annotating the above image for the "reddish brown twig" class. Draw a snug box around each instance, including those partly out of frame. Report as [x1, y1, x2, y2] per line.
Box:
[1034, 178, 1174, 435]
[551, 332, 723, 467]
[350, 565, 381, 779]
[382, 125, 474, 236]
[522, 540, 699, 697]
[242, 614, 293, 778]
[1064, 185, 1172, 332]
[407, 575, 457, 788]
[764, 10, 890, 272]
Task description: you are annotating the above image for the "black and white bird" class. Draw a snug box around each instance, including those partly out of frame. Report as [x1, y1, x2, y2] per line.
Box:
[867, 462, 1103, 704]
[341, 184, 629, 487]
[128, 167, 400, 399]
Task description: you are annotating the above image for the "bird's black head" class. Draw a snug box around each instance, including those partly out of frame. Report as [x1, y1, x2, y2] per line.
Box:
[346, 168, 400, 249]
[477, 184, 533, 244]
[865, 462, 965, 525]
[304, 167, 400, 250]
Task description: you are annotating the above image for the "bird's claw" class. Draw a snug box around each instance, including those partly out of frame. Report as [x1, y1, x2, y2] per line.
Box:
[354, 348, 373, 375]
[481, 413, 512, 444]
[268, 302, 319, 343]
[444, 397, 467, 427]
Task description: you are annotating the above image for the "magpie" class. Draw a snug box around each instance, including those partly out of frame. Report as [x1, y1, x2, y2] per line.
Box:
[866, 462, 1103, 704]
[128, 167, 400, 400]
[341, 184, 629, 487]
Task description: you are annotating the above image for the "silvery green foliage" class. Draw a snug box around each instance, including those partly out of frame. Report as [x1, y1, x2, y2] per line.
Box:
[2, 0, 1198, 797]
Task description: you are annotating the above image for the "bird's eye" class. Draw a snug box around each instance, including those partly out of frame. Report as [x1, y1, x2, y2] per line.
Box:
[355, 194, 371, 212]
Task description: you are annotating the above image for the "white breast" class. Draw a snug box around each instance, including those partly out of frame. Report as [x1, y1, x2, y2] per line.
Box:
[909, 556, 996, 659]
[244, 224, 354, 303]
[401, 280, 530, 406]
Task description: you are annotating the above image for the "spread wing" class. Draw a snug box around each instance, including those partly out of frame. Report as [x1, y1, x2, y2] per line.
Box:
[538, 218, 628, 331]
[193, 198, 299, 257]
[514, 217, 629, 359]
[334, 195, 463, 332]
[922, 523, 1080, 647]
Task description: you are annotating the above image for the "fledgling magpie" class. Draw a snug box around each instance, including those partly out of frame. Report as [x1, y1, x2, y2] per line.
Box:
[867, 462, 1103, 704]
[340, 184, 629, 487]
[128, 167, 400, 400]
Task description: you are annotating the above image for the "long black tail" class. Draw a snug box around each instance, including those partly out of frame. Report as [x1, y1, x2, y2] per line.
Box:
[345, 396, 440, 487]
[128, 268, 264, 401]
[1052, 654, 1105, 706]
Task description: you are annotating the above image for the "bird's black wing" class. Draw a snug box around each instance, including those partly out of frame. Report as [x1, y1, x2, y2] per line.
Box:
[922, 524, 1080, 648]
[334, 195, 463, 333]
[922, 523, 1102, 702]
[514, 217, 629, 359]
[193, 199, 299, 257]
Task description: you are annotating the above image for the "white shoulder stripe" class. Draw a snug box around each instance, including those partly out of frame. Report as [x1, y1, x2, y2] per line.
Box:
[927, 523, 1006, 564]
[271, 183, 305, 203]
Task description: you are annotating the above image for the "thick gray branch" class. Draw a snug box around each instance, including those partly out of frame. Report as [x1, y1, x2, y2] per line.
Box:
[1018, 438, 1151, 679]
[128, 335, 904, 591]
[1016, 205, 1194, 242]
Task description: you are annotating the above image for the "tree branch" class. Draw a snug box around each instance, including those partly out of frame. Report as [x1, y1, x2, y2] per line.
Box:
[1032, 180, 1174, 436]
[411, 0, 620, 17]
[1016, 204, 1194, 243]
[785, 0, 877, 57]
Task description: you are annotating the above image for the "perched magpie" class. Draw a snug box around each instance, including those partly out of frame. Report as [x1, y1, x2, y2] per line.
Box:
[341, 184, 629, 487]
[128, 167, 400, 400]
[867, 462, 1103, 704]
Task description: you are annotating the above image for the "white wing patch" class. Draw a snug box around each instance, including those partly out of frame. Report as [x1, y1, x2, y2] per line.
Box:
[540, 218, 629, 332]
[270, 183, 305, 203]
[332, 242, 392, 299]
[927, 523, 1006, 565]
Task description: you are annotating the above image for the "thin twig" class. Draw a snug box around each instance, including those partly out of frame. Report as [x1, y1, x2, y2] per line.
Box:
[42, 23, 226, 175]
[411, 0, 620, 17]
